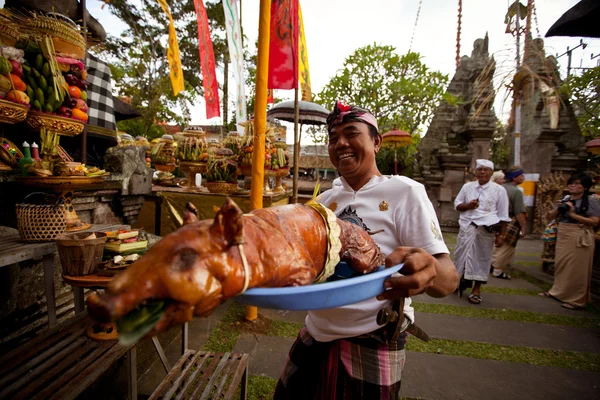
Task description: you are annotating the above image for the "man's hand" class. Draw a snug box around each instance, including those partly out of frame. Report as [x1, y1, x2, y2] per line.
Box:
[377, 247, 438, 300]
[468, 199, 479, 210]
[495, 235, 505, 247]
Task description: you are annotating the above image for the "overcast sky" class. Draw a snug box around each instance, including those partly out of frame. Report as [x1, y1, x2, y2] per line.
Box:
[5, 0, 598, 142]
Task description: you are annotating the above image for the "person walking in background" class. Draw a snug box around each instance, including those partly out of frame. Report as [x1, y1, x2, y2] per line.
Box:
[453, 159, 511, 304]
[540, 173, 600, 310]
[491, 166, 528, 279]
[491, 170, 505, 185]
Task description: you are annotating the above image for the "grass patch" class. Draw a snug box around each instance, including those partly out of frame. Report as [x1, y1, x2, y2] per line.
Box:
[247, 375, 277, 400]
[201, 302, 246, 352]
[406, 338, 600, 372]
[481, 286, 541, 297]
[265, 320, 303, 338]
[509, 269, 552, 292]
[442, 233, 457, 245]
[413, 302, 600, 329]
[514, 260, 542, 268]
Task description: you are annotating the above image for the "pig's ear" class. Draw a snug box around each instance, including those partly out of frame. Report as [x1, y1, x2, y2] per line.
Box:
[211, 197, 244, 246]
[183, 202, 199, 225]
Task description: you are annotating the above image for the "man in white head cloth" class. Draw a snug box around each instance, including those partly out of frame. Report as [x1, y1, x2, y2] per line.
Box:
[453, 159, 511, 304]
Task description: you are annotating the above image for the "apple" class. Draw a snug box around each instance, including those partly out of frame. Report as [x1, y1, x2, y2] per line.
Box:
[75, 98, 88, 113]
[58, 106, 72, 118]
[9, 60, 22, 77]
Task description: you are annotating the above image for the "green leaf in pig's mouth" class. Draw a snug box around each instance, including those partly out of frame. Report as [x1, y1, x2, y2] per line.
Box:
[117, 300, 167, 346]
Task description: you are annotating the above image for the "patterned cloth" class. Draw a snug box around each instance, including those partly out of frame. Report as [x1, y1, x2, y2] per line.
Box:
[274, 327, 406, 400]
[504, 218, 521, 247]
[326, 101, 379, 132]
[86, 54, 117, 132]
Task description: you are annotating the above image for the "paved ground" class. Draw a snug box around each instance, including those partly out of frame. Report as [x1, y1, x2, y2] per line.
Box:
[134, 236, 600, 399]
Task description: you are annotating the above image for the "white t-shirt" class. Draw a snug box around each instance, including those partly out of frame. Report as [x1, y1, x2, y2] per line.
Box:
[305, 175, 449, 342]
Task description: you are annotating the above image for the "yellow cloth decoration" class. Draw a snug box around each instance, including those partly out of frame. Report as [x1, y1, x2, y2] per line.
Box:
[157, 0, 184, 96]
[306, 200, 342, 283]
[298, 4, 312, 101]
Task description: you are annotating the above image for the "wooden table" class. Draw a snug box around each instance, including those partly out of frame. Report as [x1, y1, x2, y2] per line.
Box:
[146, 185, 291, 236]
[0, 224, 129, 328]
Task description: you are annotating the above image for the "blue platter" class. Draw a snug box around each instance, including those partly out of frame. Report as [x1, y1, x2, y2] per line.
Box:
[236, 263, 403, 310]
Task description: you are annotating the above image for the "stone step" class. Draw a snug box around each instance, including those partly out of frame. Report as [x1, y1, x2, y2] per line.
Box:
[232, 334, 294, 379]
[414, 291, 597, 318]
[402, 352, 600, 400]
[417, 312, 600, 353]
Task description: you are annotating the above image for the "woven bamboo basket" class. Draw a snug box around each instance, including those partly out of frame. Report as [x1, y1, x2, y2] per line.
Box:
[0, 100, 29, 124]
[206, 182, 239, 195]
[55, 232, 107, 276]
[16, 203, 67, 242]
[25, 112, 85, 136]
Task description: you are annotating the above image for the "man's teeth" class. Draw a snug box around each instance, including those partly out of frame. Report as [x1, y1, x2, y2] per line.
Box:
[338, 153, 354, 160]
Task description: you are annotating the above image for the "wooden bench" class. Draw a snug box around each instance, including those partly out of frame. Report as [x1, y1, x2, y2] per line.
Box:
[149, 350, 249, 400]
[0, 313, 135, 400]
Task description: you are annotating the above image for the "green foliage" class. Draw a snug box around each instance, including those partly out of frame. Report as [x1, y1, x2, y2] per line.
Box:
[377, 133, 421, 177]
[117, 119, 165, 140]
[100, 0, 229, 136]
[316, 44, 454, 134]
[562, 66, 600, 138]
[490, 120, 510, 170]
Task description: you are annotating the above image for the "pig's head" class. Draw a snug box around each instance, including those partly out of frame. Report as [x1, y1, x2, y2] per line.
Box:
[87, 198, 247, 343]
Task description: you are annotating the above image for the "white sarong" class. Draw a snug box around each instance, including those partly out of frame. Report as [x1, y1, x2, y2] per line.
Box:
[454, 223, 495, 282]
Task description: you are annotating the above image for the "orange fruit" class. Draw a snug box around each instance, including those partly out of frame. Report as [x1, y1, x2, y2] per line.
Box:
[68, 86, 81, 99]
[71, 108, 88, 122]
[8, 74, 26, 91]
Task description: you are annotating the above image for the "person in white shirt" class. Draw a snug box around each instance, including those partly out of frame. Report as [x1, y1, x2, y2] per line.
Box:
[454, 159, 511, 304]
[274, 101, 458, 400]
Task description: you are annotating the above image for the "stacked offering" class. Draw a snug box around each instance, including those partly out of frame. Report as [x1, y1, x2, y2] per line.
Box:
[104, 229, 148, 255]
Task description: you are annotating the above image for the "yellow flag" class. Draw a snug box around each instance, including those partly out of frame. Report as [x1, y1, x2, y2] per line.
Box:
[298, 4, 312, 101]
[157, 0, 184, 96]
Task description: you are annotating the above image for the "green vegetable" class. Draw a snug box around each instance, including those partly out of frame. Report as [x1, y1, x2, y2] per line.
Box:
[42, 62, 51, 79]
[26, 76, 37, 90]
[116, 300, 166, 346]
[0, 56, 12, 75]
[35, 88, 45, 107]
[39, 75, 48, 92]
[32, 100, 42, 111]
[31, 68, 40, 79]
[34, 54, 44, 71]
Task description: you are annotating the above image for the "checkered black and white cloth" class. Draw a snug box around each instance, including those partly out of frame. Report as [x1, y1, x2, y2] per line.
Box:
[86, 53, 116, 131]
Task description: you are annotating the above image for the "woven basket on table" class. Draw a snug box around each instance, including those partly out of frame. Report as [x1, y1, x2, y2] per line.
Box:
[206, 182, 239, 195]
[16, 202, 67, 243]
[55, 232, 107, 276]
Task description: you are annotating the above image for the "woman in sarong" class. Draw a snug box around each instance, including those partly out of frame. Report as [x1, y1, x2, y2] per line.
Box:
[540, 173, 600, 309]
[273, 101, 458, 400]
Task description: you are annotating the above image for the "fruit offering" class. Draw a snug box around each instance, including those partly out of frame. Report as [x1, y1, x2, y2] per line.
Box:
[12, 39, 89, 121]
[0, 51, 30, 106]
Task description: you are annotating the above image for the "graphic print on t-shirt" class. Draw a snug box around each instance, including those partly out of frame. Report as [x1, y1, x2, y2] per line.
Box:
[338, 206, 371, 232]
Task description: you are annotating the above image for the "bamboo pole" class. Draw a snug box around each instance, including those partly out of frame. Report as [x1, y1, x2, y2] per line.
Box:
[245, 0, 271, 322]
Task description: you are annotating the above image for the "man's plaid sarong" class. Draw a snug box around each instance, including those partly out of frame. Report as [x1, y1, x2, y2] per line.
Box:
[274, 327, 406, 400]
[504, 218, 522, 247]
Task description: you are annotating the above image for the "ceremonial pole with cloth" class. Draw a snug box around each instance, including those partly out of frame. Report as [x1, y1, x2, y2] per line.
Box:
[245, 0, 271, 321]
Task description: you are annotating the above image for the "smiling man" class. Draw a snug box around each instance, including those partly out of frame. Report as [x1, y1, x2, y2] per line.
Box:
[274, 101, 457, 400]
[454, 159, 511, 304]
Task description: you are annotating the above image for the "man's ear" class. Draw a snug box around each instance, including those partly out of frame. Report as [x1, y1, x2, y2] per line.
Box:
[210, 197, 245, 246]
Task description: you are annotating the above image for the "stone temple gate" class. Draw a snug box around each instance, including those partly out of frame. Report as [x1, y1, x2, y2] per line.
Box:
[416, 35, 587, 230]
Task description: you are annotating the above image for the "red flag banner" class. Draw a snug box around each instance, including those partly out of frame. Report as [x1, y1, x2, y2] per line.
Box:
[268, 0, 299, 90]
[193, 0, 221, 118]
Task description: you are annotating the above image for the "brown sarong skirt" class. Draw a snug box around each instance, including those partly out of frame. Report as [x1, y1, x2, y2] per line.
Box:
[548, 223, 594, 308]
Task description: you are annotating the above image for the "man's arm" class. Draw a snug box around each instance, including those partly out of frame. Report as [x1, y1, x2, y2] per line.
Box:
[516, 212, 527, 236]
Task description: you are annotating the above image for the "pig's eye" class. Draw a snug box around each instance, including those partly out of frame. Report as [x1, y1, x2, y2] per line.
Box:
[172, 248, 198, 271]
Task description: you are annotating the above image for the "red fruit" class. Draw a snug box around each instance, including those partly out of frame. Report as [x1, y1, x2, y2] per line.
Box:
[58, 106, 72, 117]
[9, 60, 22, 77]
[75, 99, 88, 113]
